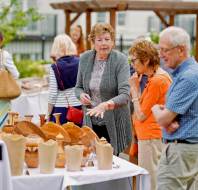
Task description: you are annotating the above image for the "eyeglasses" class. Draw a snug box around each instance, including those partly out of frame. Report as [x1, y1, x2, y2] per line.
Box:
[159, 46, 178, 53]
[130, 58, 138, 64]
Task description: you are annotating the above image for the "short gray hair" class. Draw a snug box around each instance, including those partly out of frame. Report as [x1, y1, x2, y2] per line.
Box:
[160, 26, 191, 55]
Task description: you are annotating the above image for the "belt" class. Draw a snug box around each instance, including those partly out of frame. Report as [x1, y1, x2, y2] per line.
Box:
[164, 139, 197, 144]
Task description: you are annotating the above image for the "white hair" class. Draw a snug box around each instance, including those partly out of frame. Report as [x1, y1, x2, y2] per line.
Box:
[160, 26, 191, 55]
[50, 34, 77, 60]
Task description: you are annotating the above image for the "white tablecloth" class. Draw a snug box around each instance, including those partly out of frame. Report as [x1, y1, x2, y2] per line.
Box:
[0, 140, 13, 190]
[11, 91, 48, 124]
[12, 156, 150, 190]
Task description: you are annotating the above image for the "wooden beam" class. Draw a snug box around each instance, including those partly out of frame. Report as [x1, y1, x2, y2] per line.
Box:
[86, 10, 91, 50]
[117, 2, 128, 11]
[89, 0, 100, 9]
[110, 8, 116, 31]
[71, 13, 82, 26]
[154, 11, 169, 27]
[169, 14, 175, 26]
[51, 1, 198, 14]
[65, 11, 71, 34]
[195, 14, 198, 61]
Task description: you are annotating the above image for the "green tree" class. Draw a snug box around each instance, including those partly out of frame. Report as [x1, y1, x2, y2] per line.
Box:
[0, 0, 42, 45]
[150, 31, 159, 44]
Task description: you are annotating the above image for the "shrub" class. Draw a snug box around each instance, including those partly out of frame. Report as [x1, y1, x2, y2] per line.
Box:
[150, 31, 159, 44]
[15, 59, 47, 78]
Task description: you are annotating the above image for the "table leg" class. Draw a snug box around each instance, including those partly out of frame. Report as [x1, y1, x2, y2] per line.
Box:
[66, 186, 72, 190]
[132, 176, 136, 190]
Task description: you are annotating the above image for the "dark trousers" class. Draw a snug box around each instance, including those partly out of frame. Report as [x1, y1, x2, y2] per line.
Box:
[92, 124, 110, 143]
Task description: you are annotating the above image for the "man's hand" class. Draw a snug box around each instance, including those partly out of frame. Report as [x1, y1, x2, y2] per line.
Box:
[164, 121, 180, 134]
[152, 104, 165, 112]
[152, 104, 178, 129]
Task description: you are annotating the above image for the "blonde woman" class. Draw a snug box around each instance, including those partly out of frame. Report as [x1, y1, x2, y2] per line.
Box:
[48, 34, 81, 125]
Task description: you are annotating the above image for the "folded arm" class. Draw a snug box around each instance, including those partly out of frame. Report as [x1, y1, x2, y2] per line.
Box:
[152, 105, 179, 133]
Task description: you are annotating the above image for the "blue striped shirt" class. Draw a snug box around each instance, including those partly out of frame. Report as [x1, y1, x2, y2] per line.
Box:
[163, 57, 198, 142]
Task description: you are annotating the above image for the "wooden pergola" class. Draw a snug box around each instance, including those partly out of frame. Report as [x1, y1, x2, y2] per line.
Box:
[50, 0, 198, 60]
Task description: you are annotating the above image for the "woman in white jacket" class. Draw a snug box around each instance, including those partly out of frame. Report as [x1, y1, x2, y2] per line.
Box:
[0, 32, 19, 127]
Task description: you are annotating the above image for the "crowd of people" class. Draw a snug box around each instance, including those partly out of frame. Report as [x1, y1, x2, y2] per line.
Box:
[1, 22, 198, 189]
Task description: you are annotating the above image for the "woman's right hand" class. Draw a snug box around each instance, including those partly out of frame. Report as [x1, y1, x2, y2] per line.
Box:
[80, 93, 92, 105]
[129, 72, 141, 91]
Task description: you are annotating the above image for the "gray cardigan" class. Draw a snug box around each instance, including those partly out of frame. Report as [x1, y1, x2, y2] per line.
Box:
[75, 49, 132, 154]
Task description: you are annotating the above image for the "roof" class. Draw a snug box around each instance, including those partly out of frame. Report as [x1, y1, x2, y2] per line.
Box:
[50, 0, 198, 14]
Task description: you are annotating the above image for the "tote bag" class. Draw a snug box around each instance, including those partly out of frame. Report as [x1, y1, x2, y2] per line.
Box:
[0, 49, 21, 100]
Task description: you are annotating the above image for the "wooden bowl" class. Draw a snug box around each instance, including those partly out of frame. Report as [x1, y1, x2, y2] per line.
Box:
[41, 122, 71, 143]
[2, 124, 15, 134]
[62, 122, 85, 144]
[14, 121, 47, 140]
[81, 126, 99, 147]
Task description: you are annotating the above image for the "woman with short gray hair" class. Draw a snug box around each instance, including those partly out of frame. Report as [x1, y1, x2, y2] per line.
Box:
[75, 23, 132, 155]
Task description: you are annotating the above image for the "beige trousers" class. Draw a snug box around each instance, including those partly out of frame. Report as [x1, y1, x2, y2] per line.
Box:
[157, 143, 198, 190]
[138, 139, 163, 190]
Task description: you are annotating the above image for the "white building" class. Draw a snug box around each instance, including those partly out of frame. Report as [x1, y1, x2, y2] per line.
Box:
[5, 0, 196, 60]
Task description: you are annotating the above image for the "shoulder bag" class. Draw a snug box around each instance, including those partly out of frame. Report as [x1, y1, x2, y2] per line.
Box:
[0, 49, 21, 100]
[54, 63, 83, 125]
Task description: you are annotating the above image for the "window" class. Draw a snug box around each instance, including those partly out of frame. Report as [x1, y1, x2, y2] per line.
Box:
[175, 15, 195, 37]
[20, 53, 31, 60]
[97, 12, 106, 23]
[25, 0, 38, 32]
[118, 12, 125, 26]
[148, 16, 160, 32]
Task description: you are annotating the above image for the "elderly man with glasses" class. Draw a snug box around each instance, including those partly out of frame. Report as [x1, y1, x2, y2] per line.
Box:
[152, 26, 198, 190]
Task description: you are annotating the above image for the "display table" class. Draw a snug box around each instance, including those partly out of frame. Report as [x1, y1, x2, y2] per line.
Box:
[0, 141, 13, 190]
[11, 90, 48, 124]
[12, 156, 150, 190]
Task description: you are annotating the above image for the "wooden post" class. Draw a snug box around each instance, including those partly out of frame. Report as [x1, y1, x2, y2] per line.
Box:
[110, 9, 116, 31]
[86, 10, 91, 50]
[169, 14, 175, 26]
[154, 11, 169, 28]
[196, 14, 198, 61]
[65, 11, 71, 35]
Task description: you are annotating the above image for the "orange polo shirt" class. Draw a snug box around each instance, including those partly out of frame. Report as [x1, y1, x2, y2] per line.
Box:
[134, 74, 171, 140]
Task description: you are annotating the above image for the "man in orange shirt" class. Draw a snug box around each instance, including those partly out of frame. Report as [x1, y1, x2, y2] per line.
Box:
[129, 39, 171, 190]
